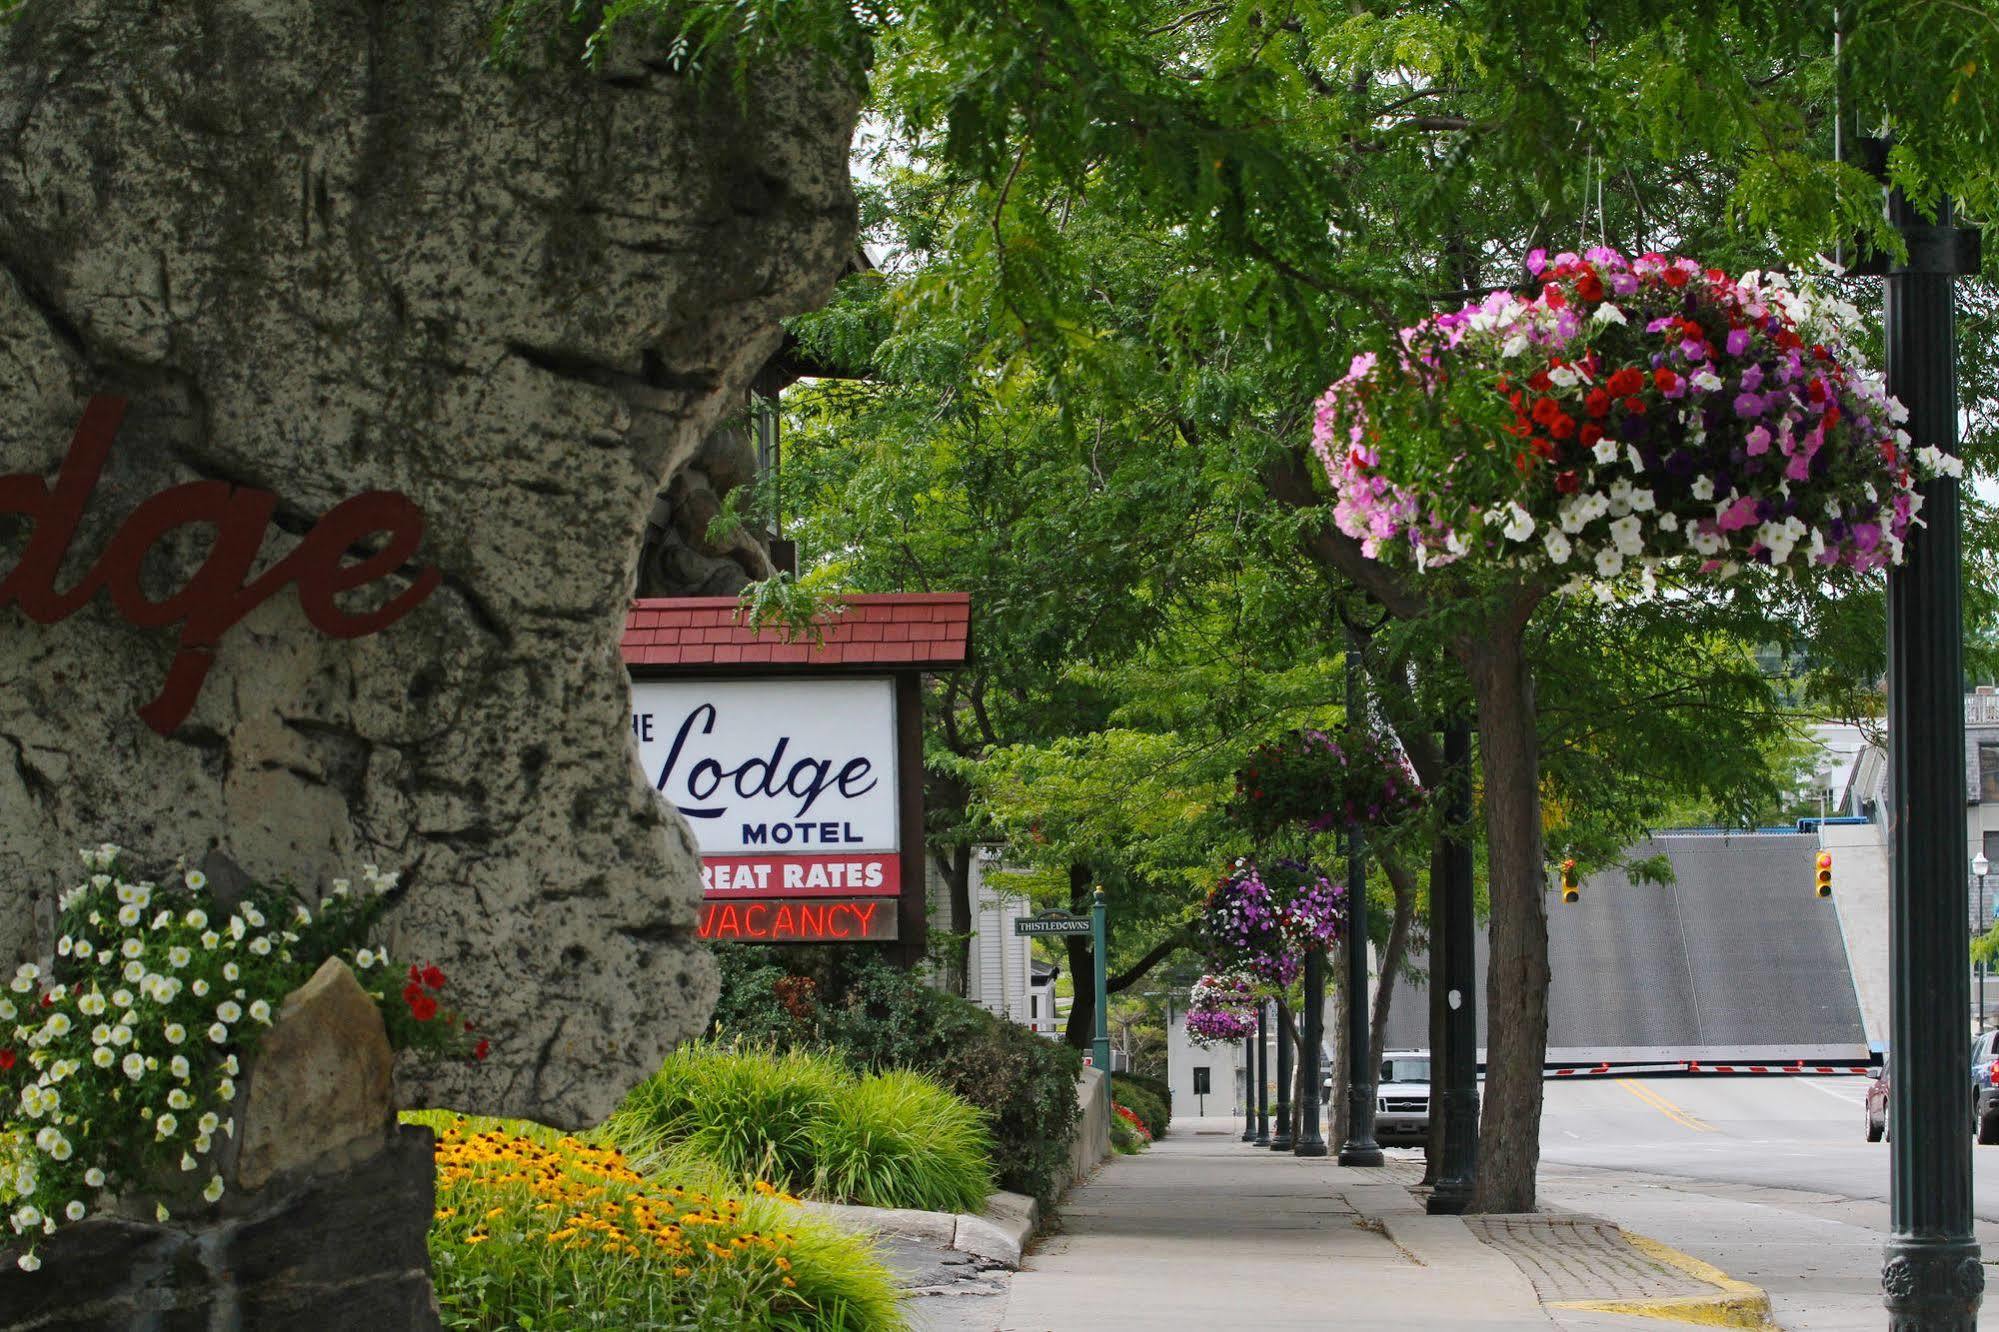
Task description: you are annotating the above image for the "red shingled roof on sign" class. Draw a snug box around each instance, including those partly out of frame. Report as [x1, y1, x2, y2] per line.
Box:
[622, 593, 971, 671]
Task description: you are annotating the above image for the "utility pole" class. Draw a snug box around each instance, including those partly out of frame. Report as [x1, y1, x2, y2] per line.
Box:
[1873, 146, 1983, 1327]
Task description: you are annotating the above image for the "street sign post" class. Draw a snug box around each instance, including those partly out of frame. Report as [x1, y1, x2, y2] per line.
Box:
[1014, 911, 1093, 937]
[1016, 902, 1110, 1072]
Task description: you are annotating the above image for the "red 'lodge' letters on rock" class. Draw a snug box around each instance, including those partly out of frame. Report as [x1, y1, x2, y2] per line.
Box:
[0, 397, 441, 735]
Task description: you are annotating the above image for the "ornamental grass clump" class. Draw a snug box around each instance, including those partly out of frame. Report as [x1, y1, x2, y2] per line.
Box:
[413, 1114, 904, 1332]
[608, 1042, 995, 1215]
[609, 1042, 848, 1194]
[809, 1069, 993, 1213]
[0, 847, 479, 1273]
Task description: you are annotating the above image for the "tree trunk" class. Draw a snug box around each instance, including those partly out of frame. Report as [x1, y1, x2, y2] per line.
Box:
[942, 843, 973, 996]
[1370, 852, 1418, 1064]
[1329, 942, 1352, 1148]
[1456, 597, 1549, 1213]
[1062, 863, 1094, 1049]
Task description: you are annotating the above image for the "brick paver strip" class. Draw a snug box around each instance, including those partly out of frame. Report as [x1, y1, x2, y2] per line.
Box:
[1465, 1215, 1719, 1301]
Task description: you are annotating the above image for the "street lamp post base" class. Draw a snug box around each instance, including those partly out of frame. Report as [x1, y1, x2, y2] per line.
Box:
[1883, 1236, 1983, 1330]
[1294, 1139, 1328, 1158]
[1271, 1131, 1295, 1151]
[1337, 1143, 1385, 1167]
[1426, 1181, 1473, 1215]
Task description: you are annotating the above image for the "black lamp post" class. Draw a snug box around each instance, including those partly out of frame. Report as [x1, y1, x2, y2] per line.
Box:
[1296, 950, 1328, 1156]
[1272, 999, 1295, 1150]
[1427, 720, 1479, 1213]
[1254, 1003, 1272, 1145]
[1877, 167, 1983, 1327]
[1338, 630, 1384, 1166]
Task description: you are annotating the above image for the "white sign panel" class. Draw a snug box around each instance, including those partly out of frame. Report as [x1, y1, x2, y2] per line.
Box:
[630, 677, 899, 856]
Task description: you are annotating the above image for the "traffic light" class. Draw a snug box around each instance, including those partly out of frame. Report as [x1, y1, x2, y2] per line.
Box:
[1815, 851, 1833, 898]
[1560, 859, 1580, 904]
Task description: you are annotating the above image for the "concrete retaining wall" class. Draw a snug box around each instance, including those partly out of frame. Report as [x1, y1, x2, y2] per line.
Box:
[1069, 1066, 1111, 1187]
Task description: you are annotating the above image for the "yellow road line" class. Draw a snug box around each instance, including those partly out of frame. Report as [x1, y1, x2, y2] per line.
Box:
[1616, 1078, 1718, 1133]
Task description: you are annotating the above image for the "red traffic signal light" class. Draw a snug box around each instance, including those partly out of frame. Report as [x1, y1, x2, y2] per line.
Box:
[1815, 851, 1833, 898]
[1560, 858, 1580, 904]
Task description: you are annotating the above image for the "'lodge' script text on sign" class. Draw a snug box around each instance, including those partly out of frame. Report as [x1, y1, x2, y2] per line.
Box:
[0, 397, 442, 734]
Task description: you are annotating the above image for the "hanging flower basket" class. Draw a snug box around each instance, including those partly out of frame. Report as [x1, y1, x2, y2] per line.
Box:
[1200, 858, 1350, 988]
[1231, 727, 1422, 840]
[1266, 859, 1347, 955]
[1184, 970, 1258, 1046]
[1200, 862, 1297, 987]
[1312, 247, 1960, 589]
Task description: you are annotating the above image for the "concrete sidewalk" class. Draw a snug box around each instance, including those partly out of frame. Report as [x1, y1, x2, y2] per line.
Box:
[995, 1118, 1554, 1332]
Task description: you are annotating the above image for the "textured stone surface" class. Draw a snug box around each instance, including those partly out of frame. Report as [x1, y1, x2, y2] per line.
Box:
[234, 958, 394, 1192]
[0, 1, 859, 1123]
[0, 1124, 440, 1331]
[637, 421, 776, 597]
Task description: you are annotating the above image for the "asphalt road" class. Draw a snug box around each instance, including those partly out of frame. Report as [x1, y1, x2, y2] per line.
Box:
[1525, 1075, 1999, 1330]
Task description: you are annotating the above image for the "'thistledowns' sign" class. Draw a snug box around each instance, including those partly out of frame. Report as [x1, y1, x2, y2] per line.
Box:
[630, 677, 901, 901]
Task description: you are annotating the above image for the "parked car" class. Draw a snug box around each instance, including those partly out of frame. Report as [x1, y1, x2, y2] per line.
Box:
[1866, 1057, 1888, 1142]
[1375, 1050, 1432, 1145]
[1975, 1032, 1999, 1144]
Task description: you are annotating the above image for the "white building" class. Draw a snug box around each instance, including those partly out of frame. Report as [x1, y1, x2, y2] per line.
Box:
[962, 848, 1061, 1036]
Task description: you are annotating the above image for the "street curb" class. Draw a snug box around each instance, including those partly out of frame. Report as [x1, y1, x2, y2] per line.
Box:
[800, 1190, 1040, 1269]
[1549, 1230, 1774, 1329]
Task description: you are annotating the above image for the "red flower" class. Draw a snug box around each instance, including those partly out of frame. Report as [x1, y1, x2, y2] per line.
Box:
[1584, 388, 1611, 418]
[1514, 450, 1534, 475]
[40, 992, 53, 1008]
[1526, 369, 1553, 392]
[1530, 396, 1562, 427]
[472, 1039, 490, 1062]
[1881, 438, 1900, 465]
[1606, 367, 1644, 396]
[408, 964, 422, 985]
[1574, 270, 1605, 303]
[1579, 422, 1604, 448]
[1547, 413, 1576, 441]
[402, 981, 425, 1008]
[421, 965, 446, 991]
[1653, 368, 1679, 393]
[409, 993, 439, 1023]
[1555, 470, 1581, 495]
[1823, 404, 1841, 430]
[0, 1049, 14, 1071]
[1622, 396, 1646, 415]
[1530, 437, 1557, 460]
[1542, 283, 1567, 309]
[1662, 266, 1690, 288]
[1775, 328, 1804, 351]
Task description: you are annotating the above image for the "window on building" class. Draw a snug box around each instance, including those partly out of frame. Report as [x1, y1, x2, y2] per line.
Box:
[1981, 743, 1999, 802]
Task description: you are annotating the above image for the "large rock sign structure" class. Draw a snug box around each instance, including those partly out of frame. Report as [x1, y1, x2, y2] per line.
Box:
[0, 0, 859, 1129]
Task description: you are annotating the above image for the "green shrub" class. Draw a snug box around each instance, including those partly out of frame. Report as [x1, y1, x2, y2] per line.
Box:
[1109, 1113, 1145, 1155]
[404, 1111, 906, 1332]
[1110, 1077, 1168, 1139]
[712, 946, 1083, 1209]
[1116, 1072, 1173, 1122]
[609, 1042, 848, 1192]
[813, 1069, 995, 1212]
[606, 1043, 995, 1215]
